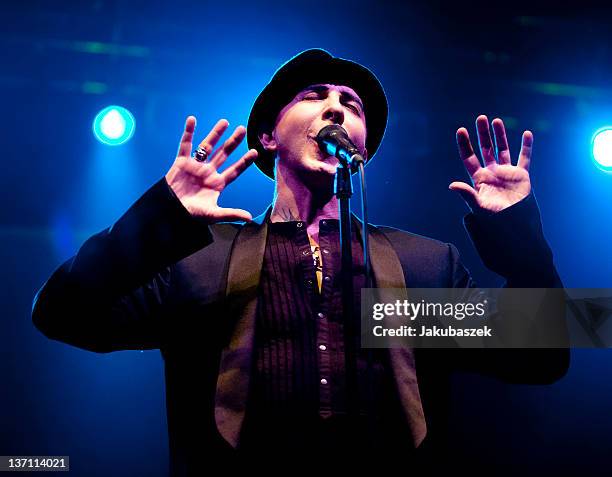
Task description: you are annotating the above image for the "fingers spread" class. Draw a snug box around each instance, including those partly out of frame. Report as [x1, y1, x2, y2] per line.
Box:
[517, 130, 534, 171]
[177, 116, 197, 157]
[197, 119, 230, 157]
[222, 149, 258, 184]
[492, 118, 511, 165]
[476, 115, 496, 166]
[210, 126, 247, 168]
[456, 127, 481, 178]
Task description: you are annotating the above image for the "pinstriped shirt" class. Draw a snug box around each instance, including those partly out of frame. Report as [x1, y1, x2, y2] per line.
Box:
[240, 218, 410, 452]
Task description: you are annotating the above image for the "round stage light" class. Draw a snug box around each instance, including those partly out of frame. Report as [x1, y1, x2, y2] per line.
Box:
[92, 106, 136, 146]
[592, 127, 612, 172]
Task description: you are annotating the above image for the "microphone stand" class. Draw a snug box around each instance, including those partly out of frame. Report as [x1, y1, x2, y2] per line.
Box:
[334, 163, 359, 420]
[318, 126, 372, 434]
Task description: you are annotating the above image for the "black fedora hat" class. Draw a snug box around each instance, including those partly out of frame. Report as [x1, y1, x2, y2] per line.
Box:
[247, 48, 388, 179]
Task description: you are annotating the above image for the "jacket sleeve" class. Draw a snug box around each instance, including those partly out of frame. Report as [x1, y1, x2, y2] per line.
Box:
[449, 193, 570, 384]
[31, 178, 213, 353]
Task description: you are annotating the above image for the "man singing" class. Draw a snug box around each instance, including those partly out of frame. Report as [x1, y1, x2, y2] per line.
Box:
[32, 49, 568, 475]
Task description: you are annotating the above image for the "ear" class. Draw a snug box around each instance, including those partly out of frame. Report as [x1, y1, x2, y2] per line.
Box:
[259, 131, 277, 153]
[363, 147, 369, 162]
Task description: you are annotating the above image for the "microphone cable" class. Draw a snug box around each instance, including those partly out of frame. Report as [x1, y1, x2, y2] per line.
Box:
[357, 159, 376, 448]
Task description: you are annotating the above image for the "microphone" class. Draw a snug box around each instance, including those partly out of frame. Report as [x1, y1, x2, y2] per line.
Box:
[316, 125, 365, 170]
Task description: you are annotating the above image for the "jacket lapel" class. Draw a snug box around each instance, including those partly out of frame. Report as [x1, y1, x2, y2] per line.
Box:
[214, 209, 270, 448]
[354, 217, 427, 448]
[215, 210, 426, 450]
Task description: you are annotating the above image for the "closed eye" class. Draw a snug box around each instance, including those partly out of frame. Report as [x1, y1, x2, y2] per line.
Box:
[301, 90, 363, 116]
[345, 102, 362, 115]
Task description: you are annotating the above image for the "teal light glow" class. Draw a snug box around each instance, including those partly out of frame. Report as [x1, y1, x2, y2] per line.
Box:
[92, 106, 135, 146]
[592, 127, 612, 172]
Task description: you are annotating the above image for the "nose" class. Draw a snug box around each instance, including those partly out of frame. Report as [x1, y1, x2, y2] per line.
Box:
[321, 94, 344, 125]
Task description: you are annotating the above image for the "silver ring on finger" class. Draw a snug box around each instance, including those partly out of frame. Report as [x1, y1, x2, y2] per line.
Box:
[193, 146, 209, 162]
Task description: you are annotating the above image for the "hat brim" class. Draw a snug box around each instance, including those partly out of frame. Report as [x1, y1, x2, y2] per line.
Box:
[247, 49, 388, 180]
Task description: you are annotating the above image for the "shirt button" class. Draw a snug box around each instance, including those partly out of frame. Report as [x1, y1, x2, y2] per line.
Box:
[322, 248, 330, 254]
[306, 279, 313, 286]
[302, 249, 310, 256]
[321, 220, 327, 226]
[317, 312, 326, 319]
[324, 276, 331, 282]
[320, 378, 328, 385]
[319, 344, 327, 351]
[296, 222, 303, 228]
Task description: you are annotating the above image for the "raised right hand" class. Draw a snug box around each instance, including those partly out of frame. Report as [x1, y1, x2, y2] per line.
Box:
[165, 116, 258, 223]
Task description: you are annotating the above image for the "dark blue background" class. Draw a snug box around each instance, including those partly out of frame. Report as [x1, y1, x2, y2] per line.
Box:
[1, 1, 611, 475]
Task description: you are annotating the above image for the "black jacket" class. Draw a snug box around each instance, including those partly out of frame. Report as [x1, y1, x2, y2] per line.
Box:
[31, 178, 569, 475]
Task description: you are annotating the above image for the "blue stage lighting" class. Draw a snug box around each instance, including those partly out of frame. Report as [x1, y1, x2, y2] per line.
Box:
[92, 106, 136, 146]
[592, 127, 612, 172]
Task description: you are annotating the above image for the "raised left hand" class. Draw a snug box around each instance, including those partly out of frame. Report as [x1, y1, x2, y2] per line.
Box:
[450, 115, 532, 214]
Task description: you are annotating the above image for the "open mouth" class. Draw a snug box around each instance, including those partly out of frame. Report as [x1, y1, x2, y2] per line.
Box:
[307, 135, 324, 153]
[307, 134, 339, 165]
[310, 138, 331, 158]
